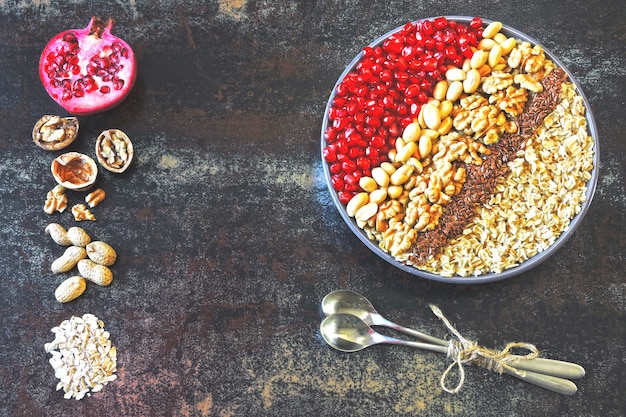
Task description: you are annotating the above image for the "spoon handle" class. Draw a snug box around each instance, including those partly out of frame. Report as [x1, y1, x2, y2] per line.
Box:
[506, 357, 586, 379]
[388, 338, 578, 395]
[373, 318, 585, 380]
[503, 368, 578, 395]
[386, 338, 450, 354]
[373, 315, 449, 346]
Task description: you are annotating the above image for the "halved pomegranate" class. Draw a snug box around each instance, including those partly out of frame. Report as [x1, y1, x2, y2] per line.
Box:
[39, 17, 136, 116]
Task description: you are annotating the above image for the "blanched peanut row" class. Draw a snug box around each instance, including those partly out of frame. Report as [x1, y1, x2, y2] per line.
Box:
[343, 21, 562, 262]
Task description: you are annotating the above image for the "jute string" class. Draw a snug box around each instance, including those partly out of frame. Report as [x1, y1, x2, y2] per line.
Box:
[429, 304, 540, 394]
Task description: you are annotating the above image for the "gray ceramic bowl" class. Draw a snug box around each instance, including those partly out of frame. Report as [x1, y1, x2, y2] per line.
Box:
[321, 16, 599, 284]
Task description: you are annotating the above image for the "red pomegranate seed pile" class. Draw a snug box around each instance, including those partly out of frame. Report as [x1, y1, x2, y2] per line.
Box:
[323, 16, 484, 205]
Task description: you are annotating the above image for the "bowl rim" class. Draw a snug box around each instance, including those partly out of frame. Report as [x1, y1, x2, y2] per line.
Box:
[320, 16, 600, 284]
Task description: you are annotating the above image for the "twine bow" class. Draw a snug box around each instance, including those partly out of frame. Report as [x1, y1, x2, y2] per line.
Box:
[429, 304, 540, 394]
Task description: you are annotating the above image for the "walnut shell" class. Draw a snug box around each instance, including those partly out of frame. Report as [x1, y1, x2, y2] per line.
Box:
[32, 115, 79, 151]
[95, 129, 134, 173]
[51, 152, 98, 191]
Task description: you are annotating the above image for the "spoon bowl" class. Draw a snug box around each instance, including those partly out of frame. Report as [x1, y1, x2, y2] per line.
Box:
[320, 313, 447, 354]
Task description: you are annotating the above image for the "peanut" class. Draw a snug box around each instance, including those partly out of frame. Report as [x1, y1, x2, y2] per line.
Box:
[388, 185, 404, 199]
[482, 21, 502, 39]
[493, 32, 507, 45]
[402, 121, 421, 142]
[419, 135, 433, 159]
[445, 68, 466, 82]
[86, 241, 117, 266]
[359, 176, 378, 193]
[500, 37, 517, 56]
[478, 38, 496, 51]
[369, 188, 388, 205]
[77, 259, 113, 286]
[346, 192, 369, 217]
[463, 68, 481, 94]
[470, 50, 488, 69]
[488, 44, 503, 68]
[355, 202, 378, 222]
[51, 246, 87, 274]
[396, 141, 417, 163]
[437, 116, 453, 136]
[45, 224, 92, 247]
[54, 276, 86, 303]
[390, 164, 414, 186]
[446, 81, 464, 101]
[439, 100, 453, 119]
[372, 167, 390, 187]
[422, 103, 442, 130]
[433, 80, 449, 101]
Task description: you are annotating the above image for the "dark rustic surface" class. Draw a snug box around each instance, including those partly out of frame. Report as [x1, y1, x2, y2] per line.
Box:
[1, 1, 624, 416]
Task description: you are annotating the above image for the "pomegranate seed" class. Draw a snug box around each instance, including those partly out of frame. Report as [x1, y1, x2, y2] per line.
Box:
[434, 17, 448, 29]
[331, 175, 344, 191]
[338, 191, 355, 205]
[470, 17, 483, 29]
[422, 20, 435, 35]
[356, 156, 371, 171]
[347, 146, 362, 159]
[323, 146, 337, 162]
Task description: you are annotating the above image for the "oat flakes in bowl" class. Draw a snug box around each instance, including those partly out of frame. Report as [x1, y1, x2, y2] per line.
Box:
[320, 16, 598, 283]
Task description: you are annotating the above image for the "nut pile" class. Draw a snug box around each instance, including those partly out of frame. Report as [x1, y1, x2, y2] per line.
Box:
[46, 223, 117, 302]
[44, 184, 105, 221]
[45, 314, 117, 400]
[325, 18, 595, 276]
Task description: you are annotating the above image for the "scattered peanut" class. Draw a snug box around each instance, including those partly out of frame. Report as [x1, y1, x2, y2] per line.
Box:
[54, 276, 86, 303]
[77, 259, 113, 286]
[51, 246, 87, 274]
[86, 241, 117, 266]
[45, 223, 91, 247]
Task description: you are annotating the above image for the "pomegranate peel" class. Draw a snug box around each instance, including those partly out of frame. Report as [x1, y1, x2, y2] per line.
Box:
[39, 17, 136, 116]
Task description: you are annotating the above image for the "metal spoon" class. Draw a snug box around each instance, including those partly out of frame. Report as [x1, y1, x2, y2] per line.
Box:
[321, 289, 448, 346]
[320, 313, 578, 396]
[321, 290, 585, 380]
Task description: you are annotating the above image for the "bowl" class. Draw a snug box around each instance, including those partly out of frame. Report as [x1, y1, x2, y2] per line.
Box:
[320, 16, 599, 283]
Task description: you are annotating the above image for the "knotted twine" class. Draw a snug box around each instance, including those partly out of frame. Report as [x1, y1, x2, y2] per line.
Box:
[429, 304, 540, 394]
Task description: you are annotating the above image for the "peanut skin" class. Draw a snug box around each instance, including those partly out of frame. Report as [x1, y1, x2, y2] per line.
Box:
[54, 276, 86, 303]
[51, 246, 87, 274]
[77, 259, 113, 286]
[45, 223, 91, 247]
[86, 241, 117, 266]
